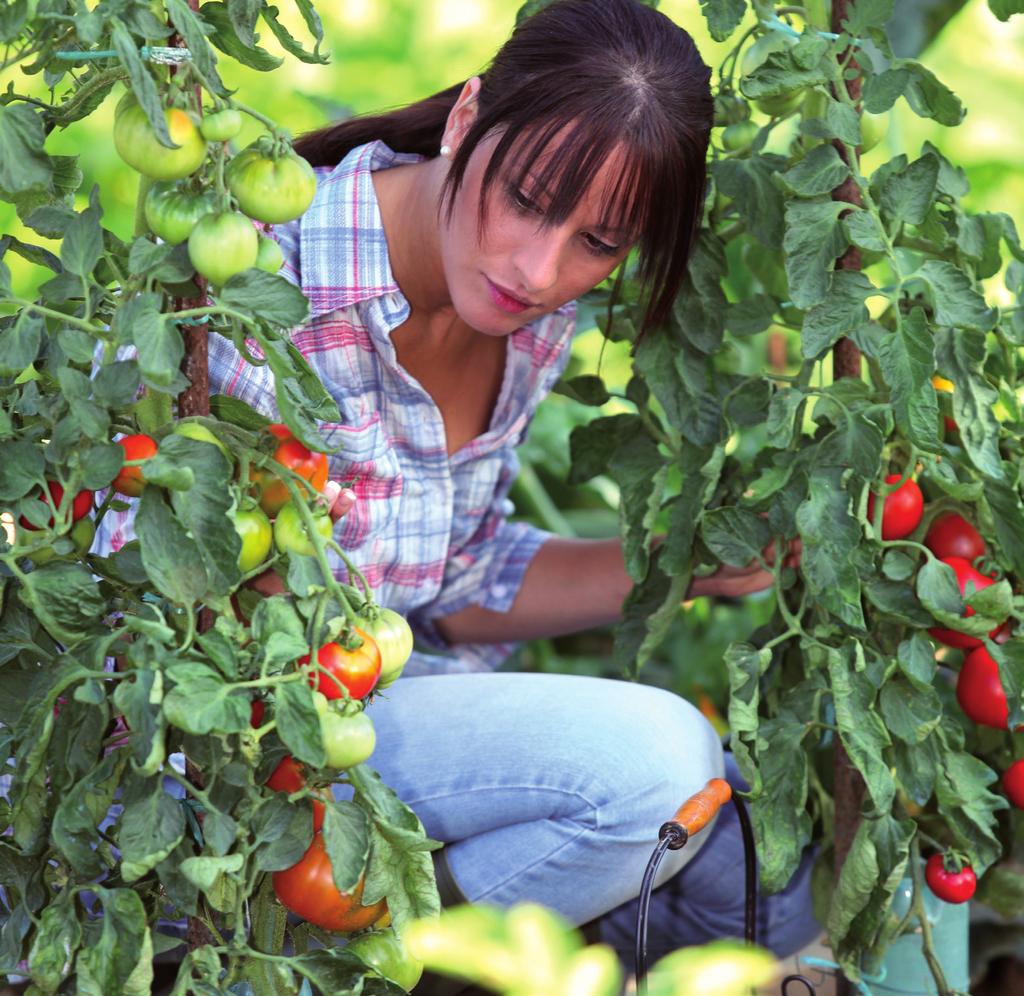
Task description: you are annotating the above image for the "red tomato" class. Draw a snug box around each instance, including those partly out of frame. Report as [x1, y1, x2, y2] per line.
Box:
[250, 700, 265, 727]
[272, 833, 387, 932]
[928, 557, 1002, 649]
[1003, 760, 1024, 809]
[925, 853, 976, 904]
[956, 647, 1012, 729]
[251, 436, 329, 516]
[267, 423, 294, 441]
[19, 481, 93, 530]
[266, 755, 325, 832]
[113, 434, 158, 497]
[301, 631, 382, 701]
[867, 474, 924, 540]
[925, 513, 985, 563]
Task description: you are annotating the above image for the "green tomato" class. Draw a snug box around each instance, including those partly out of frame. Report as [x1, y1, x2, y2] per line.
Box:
[740, 33, 803, 118]
[255, 235, 284, 274]
[200, 108, 243, 142]
[172, 420, 232, 461]
[713, 92, 749, 127]
[227, 146, 317, 224]
[144, 182, 217, 245]
[357, 608, 414, 689]
[346, 928, 423, 992]
[274, 501, 334, 557]
[754, 89, 804, 118]
[721, 120, 760, 152]
[70, 516, 95, 555]
[188, 211, 258, 287]
[860, 109, 890, 153]
[113, 99, 207, 181]
[233, 505, 273, 573]
[321, 707, 376, 769]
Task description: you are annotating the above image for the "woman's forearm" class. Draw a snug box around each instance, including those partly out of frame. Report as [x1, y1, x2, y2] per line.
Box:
[434, 537, 633, 644]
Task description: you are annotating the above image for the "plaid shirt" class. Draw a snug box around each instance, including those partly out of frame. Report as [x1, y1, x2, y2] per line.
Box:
[98, 140, 576, 674]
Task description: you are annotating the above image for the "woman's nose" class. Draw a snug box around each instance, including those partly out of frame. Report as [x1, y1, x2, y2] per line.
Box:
[513, 231, 564, 296]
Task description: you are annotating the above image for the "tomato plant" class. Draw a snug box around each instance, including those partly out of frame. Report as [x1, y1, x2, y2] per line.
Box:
[924, 854, 977, 904]
[345, 927, 424, 991]
[18, 480, 92, 530]
[112, 433, 158, 497]
[226, 144, 318, 224]
[866, 473, 924, 540]
[358, 608, 415, 688]
[187, 210, 259, 287]
[1003, 761, 1024, 809]
[273, 501, 334, 557]
[302, 632, 382, 700]
[114, 98, 208, 181]
[233, 505, 273, 573]
[253, 436, 330, 515]
[924, 513, 985, 563]
[957, 647, 1011, 730]
[928, 557, 1003, 649]
[144, 181, 217, 245]
[272, 833, 387, 932]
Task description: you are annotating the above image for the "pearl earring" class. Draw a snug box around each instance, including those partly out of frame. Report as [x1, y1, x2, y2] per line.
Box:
[440, 144, 452, 158]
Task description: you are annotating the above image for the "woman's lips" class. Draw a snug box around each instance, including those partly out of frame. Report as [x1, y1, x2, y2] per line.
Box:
[486, 276, 534, 314]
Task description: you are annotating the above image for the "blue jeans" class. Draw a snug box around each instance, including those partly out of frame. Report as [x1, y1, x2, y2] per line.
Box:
[332, 672, 819, 965]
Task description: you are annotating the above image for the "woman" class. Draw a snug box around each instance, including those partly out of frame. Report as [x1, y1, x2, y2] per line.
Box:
[109, 0, 819, 974]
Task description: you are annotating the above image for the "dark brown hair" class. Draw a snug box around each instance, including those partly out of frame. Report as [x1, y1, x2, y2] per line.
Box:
[294, 0, 713, 330]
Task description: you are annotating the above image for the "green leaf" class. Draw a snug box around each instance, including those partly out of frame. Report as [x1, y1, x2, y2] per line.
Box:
[878, 676, 941, 743]
[740, 46, 831, 100]
[725, 641, 772, 791]
[251, 795, 314, 872]
[116, 292, 185, 391]
[118, 775, 186, 882]
[74, 888, 149, 996]
[783, 199, 849, 309]
[699, 0, 746, 40]
[934, 326, 1003, 479]
[712, 155, 786, 248]
[725, 294, 775, 337]
[879, 152, 939, 230]
[18, 562, 105, 647]
[289, 949, 398, 994]
[701, 507, 771, 567]
[180, 853, 244, 891]
[252, 596, 308, 665]
[801, 270, 873, 359]
[975, 863, 1024, 918]
[669, 232, 727, 355]
[161, 434, 242, 597]
[113, 670, 167, 776]
[874, 307, 940, 453]
[28, 892, 82, 992]
[902, 61, 965, 126]
[896, 633, 938, 690]
[862, 67, 911, 113]
[260, 3, 330, 64]
[988, 0, 1024, 20]
[781, 144, 850, 198]
[934, 748, 1004, 872]
[982, 480, 1024, 580]
[51, 752, 122, 878]
[828, 644, 894, 813]
[917, 260, 998, 332]
[0, 439, 44, 500]
[219, 270, 310, 329]
[165, 0, 228, 96]
[612, 559, 690, 678]
[796, 470, 865, 629]
[841, 0, 895, 34]
[275, 680, 326, 768]
[60, 202, 104, 278]
[323, 799, 370, 893]
[200, 1, 285, 70]
[989, 641, 1024, 730]
[765, 389, 805, 448]
[136, 488, 208, 605]
[110, 21, 171, 147]
[0, 104, 52, 194]
[553, 375, 610, 406]
[163, 663, 250, 735]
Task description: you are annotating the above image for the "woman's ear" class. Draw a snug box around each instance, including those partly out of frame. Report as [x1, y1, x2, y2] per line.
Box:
[441, 76, 482, 157]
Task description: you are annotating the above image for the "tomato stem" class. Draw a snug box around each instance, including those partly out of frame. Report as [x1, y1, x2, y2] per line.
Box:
[909, 836, 955, 995]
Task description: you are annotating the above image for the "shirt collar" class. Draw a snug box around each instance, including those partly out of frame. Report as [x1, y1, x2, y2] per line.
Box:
[299, 139, 423, 320]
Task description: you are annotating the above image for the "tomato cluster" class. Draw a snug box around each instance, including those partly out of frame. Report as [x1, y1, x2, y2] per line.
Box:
[113, 92, 317, 287]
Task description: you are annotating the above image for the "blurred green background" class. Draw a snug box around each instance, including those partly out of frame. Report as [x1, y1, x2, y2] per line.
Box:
[2, 0, 1021, 711]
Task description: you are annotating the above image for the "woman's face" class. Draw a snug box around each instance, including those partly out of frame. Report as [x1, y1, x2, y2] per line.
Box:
[438, 132, 637, 336]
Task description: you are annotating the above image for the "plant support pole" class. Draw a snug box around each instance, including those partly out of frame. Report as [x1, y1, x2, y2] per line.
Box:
[827, 2, 866, 994]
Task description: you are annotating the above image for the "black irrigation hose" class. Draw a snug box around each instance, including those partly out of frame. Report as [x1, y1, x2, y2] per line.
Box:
[781, 975, 818, 994]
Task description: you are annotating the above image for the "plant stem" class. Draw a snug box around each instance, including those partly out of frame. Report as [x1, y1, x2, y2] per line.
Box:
[909, 836, 954, 995]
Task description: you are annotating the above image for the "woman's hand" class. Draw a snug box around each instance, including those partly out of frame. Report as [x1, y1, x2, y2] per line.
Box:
[247, 481, 356, 596]
[686, 538, 801, 600]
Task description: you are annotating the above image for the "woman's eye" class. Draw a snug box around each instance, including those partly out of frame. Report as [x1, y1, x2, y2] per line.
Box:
[583, 233, 619, 256]
[512, 188, 542, 214]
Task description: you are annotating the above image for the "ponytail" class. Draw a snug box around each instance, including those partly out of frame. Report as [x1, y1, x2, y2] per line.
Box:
[292, 81, 464, 167]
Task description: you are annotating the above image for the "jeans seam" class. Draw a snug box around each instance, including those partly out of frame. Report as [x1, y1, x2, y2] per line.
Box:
[402, 784, 603, 831]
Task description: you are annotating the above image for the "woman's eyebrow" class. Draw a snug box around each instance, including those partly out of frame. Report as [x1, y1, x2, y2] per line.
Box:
[522, 172, 632, 238]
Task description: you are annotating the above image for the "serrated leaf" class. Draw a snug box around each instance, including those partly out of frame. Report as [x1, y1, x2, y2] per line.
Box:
[713, 155, 786, 248]
[201, 1, 284, 70]
[166, 0, 228, 96]
[0, 103, 52, 194]
[917, 260, 998, 332]
[702, 507, 772, 567]
[136, 488, 208, 605]
[699, 0, 746, 41]
[781, 143, 850, 197]
[783, 199, 849, 309]
[801, 270, 874, 359]
[874, 307, 940, 452]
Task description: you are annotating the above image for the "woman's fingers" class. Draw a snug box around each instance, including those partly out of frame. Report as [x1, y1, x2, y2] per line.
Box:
[322, 480, 357, 522]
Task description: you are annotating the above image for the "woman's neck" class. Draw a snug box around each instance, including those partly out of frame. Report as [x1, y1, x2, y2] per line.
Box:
[372, 157, 456, 322]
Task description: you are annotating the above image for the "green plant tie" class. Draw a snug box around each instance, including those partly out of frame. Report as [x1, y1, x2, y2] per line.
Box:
[54, 46, 192, 64]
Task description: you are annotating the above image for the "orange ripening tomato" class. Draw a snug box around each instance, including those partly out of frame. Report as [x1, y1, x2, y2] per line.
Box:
[112, 434, 158, 497]
[272, 833, 386, 932]
[251, 437, 329, 515]
[301, 630, 382, 701]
